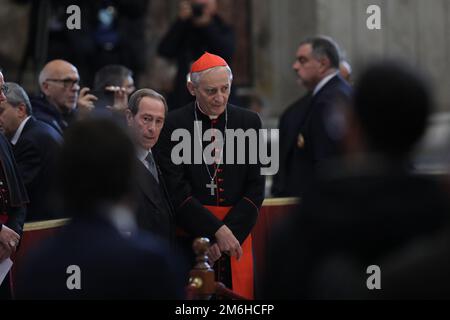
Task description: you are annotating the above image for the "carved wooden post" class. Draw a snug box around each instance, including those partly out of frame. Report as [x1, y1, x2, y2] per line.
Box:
[187, 238, 215, 300]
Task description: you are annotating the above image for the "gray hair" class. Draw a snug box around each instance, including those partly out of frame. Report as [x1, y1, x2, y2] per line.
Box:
[5, 82, 32, 115]
[300, 36, 341, 69]
[128, 88, 168, 115]
[189, 66, 233, 87]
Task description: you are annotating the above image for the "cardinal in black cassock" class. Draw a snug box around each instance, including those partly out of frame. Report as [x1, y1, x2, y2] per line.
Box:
[156, 52, 265, 299]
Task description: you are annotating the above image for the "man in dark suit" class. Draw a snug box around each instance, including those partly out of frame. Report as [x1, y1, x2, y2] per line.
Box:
[272, 47, 353, 197]
[271, 93, 312, 197]
[126, 89, 175, 245]
[279, 36, 352, 196]
[264, 62, 450, 299]
[0, 82, 63, 221]
[16, 118, 184, 299]
[157, 0, 236, 110]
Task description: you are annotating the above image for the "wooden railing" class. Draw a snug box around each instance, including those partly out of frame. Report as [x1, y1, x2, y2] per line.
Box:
[12, 197, 300, 297]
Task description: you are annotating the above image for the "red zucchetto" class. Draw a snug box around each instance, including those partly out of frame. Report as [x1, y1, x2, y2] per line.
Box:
[190, 52, 228, 73]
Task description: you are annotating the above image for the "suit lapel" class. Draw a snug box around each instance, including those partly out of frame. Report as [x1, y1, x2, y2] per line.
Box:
[136, 161, 165, 211]
[14, 117, 35, 147]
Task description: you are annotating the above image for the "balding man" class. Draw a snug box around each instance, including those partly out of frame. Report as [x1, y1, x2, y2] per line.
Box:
[272, 37, 352, 197]
[32, 60, 97, 134]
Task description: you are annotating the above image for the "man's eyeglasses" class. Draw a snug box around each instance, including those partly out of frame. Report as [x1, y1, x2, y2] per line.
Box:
[46, 78, 80, 89]
[0, 84, 9, 95]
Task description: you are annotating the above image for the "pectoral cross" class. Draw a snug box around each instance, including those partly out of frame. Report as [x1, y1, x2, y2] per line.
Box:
[206, 180, 217, 196]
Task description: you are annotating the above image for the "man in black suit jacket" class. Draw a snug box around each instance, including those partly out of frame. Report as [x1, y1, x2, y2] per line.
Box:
[0, 82, 63, 221]
[264, 62, 450, 299]
[277, 36, 352, 195]
[126, 89, 175, 245]
[16, 118, 184, 299]
[0, 72, 29, 300]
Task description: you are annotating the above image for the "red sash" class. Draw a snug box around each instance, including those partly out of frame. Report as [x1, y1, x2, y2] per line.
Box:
[205, 205, 254, 300]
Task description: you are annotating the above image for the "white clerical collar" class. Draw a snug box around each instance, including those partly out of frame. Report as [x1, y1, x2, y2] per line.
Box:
[11, 116, 31, 146]
[313, 71, 339, 96]
[196, 101, 220, 120]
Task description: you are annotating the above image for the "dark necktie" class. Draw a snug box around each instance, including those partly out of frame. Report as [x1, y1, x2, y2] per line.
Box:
[145, 152, 159, 183]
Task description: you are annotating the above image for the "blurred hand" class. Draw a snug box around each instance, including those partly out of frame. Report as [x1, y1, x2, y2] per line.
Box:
[77, 87, 98, 117]
[214, 225, 242, 260]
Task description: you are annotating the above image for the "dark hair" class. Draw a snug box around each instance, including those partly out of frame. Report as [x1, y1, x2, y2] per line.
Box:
[128, 88, 168, 115]
[300, 36, 341, 69]
[93, 64, 133, 91]
[353, 61, 431, 157]
[59, 118, 136, 214]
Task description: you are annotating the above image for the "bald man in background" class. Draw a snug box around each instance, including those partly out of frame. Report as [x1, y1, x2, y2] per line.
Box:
[31, 60, 97, 134]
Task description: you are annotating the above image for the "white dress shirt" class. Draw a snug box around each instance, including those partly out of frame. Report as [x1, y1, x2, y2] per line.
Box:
[10, 116, 31, 146]
[313, 71, 339, 96]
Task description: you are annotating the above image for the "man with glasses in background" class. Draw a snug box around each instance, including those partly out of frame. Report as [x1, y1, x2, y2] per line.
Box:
[31, 59, 97, 134]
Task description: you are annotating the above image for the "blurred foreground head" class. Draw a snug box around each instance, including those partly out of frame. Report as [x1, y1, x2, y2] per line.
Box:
[352, 61, 431, 159]
[59, 118, 135, 214]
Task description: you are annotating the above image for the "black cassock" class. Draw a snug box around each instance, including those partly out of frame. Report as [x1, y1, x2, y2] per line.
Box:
[0, 133, 28, 299]
[155, 102, 265, 296]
